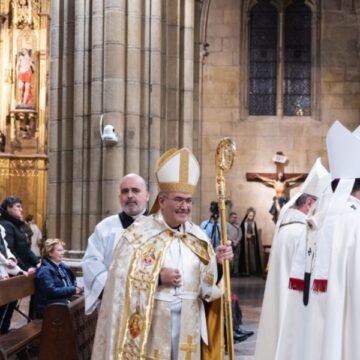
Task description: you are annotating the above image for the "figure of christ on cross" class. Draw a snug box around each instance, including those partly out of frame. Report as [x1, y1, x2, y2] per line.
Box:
[246, 152, 307, 223]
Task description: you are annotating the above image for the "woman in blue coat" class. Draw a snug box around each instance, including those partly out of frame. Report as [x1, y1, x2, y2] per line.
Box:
[35, 238, 83, 318]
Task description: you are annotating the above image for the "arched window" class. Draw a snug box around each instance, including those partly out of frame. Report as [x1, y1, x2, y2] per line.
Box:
[247, 0, 316, 118]
[283, 0, 312, 116]
[249, 0, 278, 115]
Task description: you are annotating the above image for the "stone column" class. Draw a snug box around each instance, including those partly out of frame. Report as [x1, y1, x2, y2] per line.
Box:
[60, 0, 75, 244]
[48, 0, 202, 248]
[125, 0, 142, 174]
[71, 0, 90, 246]
[38, 2, 50, 154]
[48, 0, 63, 239]
[147, 0, 163, 197]
[164, 0, 180, 149]
[99, 0, 126, 218]
[180, 0, 195, 148]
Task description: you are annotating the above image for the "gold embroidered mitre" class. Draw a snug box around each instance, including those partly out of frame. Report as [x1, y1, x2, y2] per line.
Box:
[150, 147, 200, 214]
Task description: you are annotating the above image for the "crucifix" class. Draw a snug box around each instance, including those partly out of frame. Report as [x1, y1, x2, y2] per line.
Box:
[246, 151, 307, 223]
[179, 335, 196, 360]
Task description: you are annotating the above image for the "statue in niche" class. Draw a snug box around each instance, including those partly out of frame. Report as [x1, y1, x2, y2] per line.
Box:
[17, 48, 35, 108]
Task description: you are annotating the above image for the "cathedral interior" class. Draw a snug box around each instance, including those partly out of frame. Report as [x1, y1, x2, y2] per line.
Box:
[0, 0, 359, 252]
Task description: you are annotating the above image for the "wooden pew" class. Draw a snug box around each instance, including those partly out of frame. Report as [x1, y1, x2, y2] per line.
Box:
[0, 274, 42, 360]
[38, 295, 98, 360]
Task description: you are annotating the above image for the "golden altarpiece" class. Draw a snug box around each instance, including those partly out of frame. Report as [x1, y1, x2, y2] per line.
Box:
[0, 0, 49, 230]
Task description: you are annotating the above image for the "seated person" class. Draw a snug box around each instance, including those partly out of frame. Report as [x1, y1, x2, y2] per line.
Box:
[35, 238, 83, 318]
[0, 224, 25, 279]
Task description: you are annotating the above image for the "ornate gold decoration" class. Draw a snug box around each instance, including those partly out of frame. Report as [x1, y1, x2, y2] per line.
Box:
[130, 231, 145, 246]
[122, 339, 140, 360]
[130, 268, 155, 292]
[0, 154, 47, 236]
[128, 307, 145, 338]
[0, 156, 46, 176]
[148, 349, 162, 360]
[180, 234, 210, 265]
[215, 137, 237, 360]
[179, 335, 196, 360]
[116, 230, 174, 359]
[11, 0, 42, 29]
[206, 273, 214, 286]
[142, 246, 156, 266]
[215, 137, 236, 172]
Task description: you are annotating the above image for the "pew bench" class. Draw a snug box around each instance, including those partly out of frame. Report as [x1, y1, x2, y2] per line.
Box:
[39, 295, 98, 360]
[0, 274, 42, 360]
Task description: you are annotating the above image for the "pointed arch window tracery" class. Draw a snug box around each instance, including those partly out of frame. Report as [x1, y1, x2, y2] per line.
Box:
[247, 0, 318, 118]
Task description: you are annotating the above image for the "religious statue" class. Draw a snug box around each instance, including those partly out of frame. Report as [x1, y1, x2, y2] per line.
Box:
[255, 172, 304, 223]
[17, 48, 35, 107]
[239, 207, 262, 276]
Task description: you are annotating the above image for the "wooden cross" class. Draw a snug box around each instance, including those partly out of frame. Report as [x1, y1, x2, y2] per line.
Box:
[246, 151, 306, 186]
[246, 151, 307, 222]
[180, 335, 196, 360]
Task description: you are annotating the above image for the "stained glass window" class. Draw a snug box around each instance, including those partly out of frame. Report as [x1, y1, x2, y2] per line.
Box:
[283, 0, 312, 116]
[249, 0, 277, 115]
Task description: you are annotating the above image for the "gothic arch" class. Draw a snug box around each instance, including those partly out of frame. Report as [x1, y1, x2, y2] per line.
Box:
[240, 0, 321, 120]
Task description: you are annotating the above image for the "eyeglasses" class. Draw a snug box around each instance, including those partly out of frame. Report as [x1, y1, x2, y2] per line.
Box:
[168, 197, 193, 205]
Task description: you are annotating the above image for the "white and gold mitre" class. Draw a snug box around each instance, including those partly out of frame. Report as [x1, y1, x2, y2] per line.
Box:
[150, 147, 200, 214]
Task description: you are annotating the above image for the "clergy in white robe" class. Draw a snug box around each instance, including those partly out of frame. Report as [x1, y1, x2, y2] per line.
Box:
[91, 147, 233, 360]
[92, 213, 225, 360]
[312, 122, 360, 360]
[318, 194, 360, 360]
[255, 158, 330, 360]
[255, 198, 313, 360]
[82, 214, 125, 314]
[82, 174, 150, 314]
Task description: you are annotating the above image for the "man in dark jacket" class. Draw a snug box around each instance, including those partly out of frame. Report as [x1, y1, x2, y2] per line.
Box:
[0, 196, 39, 334]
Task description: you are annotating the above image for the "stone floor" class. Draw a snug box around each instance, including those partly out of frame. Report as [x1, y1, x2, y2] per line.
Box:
[231, 276, 266, 360]
[9, 276, 265, 359]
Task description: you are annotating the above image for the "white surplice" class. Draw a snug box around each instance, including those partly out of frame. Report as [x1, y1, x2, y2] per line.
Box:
[82, 214, 125, 314]
[255, 208, 307, 360]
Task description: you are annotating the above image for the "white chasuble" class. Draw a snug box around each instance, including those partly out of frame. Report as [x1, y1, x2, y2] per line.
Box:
[91, 213, 222, 360]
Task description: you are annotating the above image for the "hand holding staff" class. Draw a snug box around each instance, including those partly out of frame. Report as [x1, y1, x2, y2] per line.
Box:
[215, 137, 236, 360]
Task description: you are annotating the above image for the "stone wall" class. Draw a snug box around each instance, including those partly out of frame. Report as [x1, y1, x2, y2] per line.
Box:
[200, 0, 360, 246]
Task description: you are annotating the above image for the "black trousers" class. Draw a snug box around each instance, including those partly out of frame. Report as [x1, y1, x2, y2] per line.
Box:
[0, 301, 17, 334]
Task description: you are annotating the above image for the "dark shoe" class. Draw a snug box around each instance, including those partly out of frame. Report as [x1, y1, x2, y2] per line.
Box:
[234, 326, 254, 337]
[233, 332, 249, 343]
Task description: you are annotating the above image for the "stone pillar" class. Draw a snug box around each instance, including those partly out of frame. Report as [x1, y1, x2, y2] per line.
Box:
[164, 0, 180, 149]
[125, 0, 142, 173]
[60, 0, 75, 244]
[181, 0, 195, 148]
[71, 0, 90, 247]
[48, 0, 201, 248]
[38, 2, 50, 154]
[147, 0, 163, 197]
[48, 0, 63, 239]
